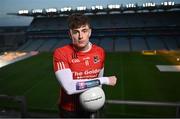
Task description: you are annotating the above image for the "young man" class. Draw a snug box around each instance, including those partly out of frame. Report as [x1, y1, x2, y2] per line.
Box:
[53, 13, 117, 118]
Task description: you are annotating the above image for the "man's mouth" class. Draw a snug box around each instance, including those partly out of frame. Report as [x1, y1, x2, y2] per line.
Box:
[78, 41, 85, 44]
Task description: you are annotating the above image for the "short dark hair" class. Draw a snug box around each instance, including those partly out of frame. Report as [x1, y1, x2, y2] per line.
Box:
[67, 13, 91, 29]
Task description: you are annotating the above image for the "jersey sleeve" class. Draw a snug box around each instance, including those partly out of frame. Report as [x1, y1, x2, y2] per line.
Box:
[53, 49, 69, 72]
[55, 68, 109, 95]
[98, 67, 104, 77]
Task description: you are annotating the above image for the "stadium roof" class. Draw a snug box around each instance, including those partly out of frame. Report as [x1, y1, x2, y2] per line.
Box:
[7, 2, 180, 17]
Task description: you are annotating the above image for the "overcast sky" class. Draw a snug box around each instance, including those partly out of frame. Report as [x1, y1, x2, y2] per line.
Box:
[0, 0, 179, 26]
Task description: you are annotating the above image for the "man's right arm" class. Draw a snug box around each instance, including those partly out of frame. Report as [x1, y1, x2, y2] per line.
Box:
[55, 68, 117, 95]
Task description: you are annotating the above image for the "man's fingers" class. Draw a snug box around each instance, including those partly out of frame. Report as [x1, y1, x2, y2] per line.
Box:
[108, 76, 117, 86]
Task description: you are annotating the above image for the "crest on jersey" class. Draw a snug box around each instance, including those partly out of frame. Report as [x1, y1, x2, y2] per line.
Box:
[83, 57, 90, 66]
[85, 59, 89, 66]
[93, 55, 100, 63]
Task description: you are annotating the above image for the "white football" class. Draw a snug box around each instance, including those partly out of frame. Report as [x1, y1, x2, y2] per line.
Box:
[79, 87, 105, 112]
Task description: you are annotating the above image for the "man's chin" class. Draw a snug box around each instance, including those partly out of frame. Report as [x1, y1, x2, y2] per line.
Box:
[74, 45, 86, 50]
[73, 42, 89, 50]
[77, 43, 87, 48]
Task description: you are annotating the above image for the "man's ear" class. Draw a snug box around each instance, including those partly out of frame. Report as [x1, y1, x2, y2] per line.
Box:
[88, 29, 91, 37]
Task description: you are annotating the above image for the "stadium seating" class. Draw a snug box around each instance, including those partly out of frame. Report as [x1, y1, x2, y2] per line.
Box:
[28, 17, 67, 31]
[131, 37, 148, 51]
[17, 40, 33, 51]
[1, 10, 179, 53]
[146, 36, 166, 50]
[90, 38, 100, 45]
[99, 38, 114, 52]
[38, 39, 58, 52]
[162, 36, 179, 50]
[51, 39, 71, 51]
[114, 37, 130, 52]
[23, 39, 45, 51]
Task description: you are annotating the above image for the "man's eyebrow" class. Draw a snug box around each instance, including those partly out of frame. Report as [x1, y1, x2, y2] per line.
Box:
[72, 29, 79, 31]
[71, 29, 80, 32]
[82, 28, 88, 30]
[72, 27, 88, 31]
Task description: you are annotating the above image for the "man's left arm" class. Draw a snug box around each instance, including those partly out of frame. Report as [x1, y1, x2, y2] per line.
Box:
[98, 67, 104, 77]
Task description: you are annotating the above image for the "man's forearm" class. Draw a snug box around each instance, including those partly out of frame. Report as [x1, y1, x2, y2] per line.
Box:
[55, 68, 109, 95]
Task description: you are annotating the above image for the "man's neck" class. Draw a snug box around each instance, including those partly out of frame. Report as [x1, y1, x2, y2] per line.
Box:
[74, 42, 92, 52]
[81, 42, 92, 53]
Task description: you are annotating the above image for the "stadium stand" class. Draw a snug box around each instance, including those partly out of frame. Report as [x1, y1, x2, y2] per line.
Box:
[0, 5, 179, 53]
[131, 37, 148, 51]
[99, 38, 114, 52]
[22, 12, 180, 52]
[146, 36, 166, 50]
[38, 39, 59, 52]
[23, 39, 45, 51]
[177, 36, 180, 48]
[0, 27, 26, 52]
[17, 40, 33, 51]
[114, 37, 130, 52]
[90, 38, 100, 45]
[28, 17, 67, 31]
[51, 38, 71, 51]
[162, 36, 179, 50]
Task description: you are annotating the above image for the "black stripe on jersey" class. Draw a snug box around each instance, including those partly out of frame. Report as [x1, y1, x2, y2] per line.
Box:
[75, 53, 77, 58]
[72, 53, 74, 59]
[72, 52, 78, 59]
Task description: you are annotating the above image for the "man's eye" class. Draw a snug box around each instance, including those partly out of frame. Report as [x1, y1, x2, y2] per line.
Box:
[83, 30, 88, 33]
[73, 31, 78, 34]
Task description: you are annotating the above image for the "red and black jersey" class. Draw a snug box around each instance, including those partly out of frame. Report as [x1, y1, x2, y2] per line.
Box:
[53, 43, 105, 111]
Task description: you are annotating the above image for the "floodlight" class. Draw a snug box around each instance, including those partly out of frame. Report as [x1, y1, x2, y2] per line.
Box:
[60, 7, 72, 12]
[77, 6, 86, 11]
[32, 9, 43, 14]
[108, 4, 120, 9]
[18, 10, 29, 15]
[161, 1, 175, 6]
[126, 4, 136, 8]
[45, 8, 57, 13]
[143, 2, 156, 7]
[91, 5, 103, 10]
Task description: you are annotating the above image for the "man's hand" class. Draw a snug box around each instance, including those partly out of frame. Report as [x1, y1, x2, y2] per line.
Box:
[108, 76, 117, 86]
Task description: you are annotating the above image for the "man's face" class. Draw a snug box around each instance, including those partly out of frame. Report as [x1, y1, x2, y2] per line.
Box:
[69, 24, 91, 51]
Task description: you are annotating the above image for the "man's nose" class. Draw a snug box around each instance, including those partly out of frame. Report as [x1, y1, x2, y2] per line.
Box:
[79, 32, 83, 39]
